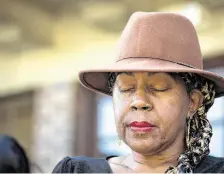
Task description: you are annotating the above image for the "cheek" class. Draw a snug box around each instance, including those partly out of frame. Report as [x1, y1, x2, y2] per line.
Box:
[113, 90, 130, 121]
[157, 91, 189, 131]
[113, 90, 130, 135]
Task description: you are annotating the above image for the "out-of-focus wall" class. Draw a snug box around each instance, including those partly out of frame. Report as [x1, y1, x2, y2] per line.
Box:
[33, 83, 76, 172]
[0, 91, 33, 157]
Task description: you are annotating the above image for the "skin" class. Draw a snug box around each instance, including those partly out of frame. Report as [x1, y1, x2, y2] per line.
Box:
[108, 72, 203, 173]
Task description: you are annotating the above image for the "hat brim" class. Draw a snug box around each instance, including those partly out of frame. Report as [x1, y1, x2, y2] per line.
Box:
[78, 58, 224, 98]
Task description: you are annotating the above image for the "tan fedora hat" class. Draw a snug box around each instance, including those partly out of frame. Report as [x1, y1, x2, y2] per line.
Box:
[78, 12, 224, 97]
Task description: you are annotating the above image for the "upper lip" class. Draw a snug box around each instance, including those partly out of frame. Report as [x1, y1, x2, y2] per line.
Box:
[128, 121, 155, 127]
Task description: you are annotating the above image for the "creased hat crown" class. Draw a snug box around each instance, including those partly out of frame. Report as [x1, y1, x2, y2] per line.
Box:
[117, 12, 202, 69]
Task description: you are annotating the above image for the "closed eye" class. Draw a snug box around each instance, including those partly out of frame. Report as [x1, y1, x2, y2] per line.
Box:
[150, 88, 169, 92]
[120, 87, 135, 93]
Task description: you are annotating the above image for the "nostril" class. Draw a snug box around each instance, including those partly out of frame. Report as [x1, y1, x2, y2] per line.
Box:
[142, 106, 149, 110]
[131, 106, 138, 111]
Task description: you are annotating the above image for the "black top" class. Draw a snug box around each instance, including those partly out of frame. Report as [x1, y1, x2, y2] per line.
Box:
[52, 155, 224, 173]
[52, 156, 113, 173]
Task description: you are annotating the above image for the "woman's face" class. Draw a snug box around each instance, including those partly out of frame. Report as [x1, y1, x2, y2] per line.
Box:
[113, 72, 192, 155]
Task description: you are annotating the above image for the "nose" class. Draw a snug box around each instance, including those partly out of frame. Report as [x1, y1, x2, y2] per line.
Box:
[130, 99, 152, 111]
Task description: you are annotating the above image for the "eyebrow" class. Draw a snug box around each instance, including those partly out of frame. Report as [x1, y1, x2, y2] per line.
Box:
[148, 72, 156, 76]
[121, 72, 134, 76]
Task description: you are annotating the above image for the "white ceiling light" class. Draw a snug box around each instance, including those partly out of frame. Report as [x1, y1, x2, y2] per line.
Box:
[178, 2, 202, 26]
[179, 2, 202, 26]
[159, 2, 206, 27]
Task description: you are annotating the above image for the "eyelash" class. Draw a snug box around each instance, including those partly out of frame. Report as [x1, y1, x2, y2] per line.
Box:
[120, 87, 168, 93]
[120, 88, 135, 93]
[150, 88, 168, 92]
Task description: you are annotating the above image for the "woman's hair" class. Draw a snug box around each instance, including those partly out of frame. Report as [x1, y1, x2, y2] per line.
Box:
[108, 72, 216, 173]
[0, 135, 30, 173]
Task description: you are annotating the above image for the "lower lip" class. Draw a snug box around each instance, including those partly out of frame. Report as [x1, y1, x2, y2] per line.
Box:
[129, 126, 154, 132]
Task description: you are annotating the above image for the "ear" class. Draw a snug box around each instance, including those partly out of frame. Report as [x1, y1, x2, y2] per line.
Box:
[187, 89, 204, 118]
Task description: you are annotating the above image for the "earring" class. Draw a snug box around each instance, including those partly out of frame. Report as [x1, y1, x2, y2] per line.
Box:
[117, 136, 122, 146]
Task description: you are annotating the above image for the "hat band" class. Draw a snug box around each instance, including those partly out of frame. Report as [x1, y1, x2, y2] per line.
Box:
[117, 57, 199, 69]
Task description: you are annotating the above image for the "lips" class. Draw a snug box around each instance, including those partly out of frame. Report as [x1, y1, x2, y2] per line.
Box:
[128, 121, 155, 127]
[128, 121, 155, 132]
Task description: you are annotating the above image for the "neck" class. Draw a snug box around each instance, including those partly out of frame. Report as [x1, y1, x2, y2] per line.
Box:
[130, 137, 185, 172]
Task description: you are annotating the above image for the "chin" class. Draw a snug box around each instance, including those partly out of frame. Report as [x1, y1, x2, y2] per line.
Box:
[124, 138, 160, 155]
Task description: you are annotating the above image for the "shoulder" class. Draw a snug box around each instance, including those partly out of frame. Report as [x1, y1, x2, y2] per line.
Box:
[52, 156, 113, 173]
[195, 155, 224, 173]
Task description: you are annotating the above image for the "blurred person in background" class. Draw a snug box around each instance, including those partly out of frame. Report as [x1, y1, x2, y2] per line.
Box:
[53, 12, 224, 173]
[0, 135, 30, 173]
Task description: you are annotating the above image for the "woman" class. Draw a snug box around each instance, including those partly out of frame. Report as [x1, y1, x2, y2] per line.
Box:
[53, 12, 224, 173]
[0, 135, 30, 173]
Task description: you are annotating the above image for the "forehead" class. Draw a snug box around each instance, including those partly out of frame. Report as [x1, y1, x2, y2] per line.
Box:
[115, 72, 183, 86]
[117, 72, 173, 79]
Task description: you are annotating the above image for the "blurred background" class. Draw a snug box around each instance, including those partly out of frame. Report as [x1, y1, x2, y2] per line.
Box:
[0, 0, 223, 172]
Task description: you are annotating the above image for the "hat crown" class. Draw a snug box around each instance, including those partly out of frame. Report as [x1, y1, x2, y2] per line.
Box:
[116, 12, 203, 69]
